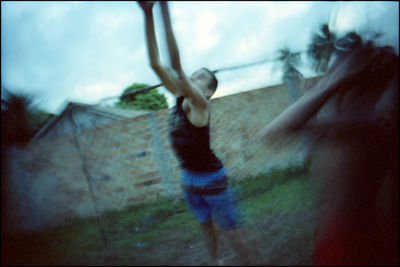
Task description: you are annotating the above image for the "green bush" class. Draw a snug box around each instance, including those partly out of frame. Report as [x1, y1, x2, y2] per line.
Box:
[116, 83, 168, 111]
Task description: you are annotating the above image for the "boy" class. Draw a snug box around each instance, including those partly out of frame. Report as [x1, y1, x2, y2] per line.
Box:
[138, 1, 253, 265]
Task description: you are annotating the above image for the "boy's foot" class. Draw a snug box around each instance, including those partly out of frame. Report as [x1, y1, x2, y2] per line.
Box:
[209, 258, 226, 266]
[217, 258, 226, 266]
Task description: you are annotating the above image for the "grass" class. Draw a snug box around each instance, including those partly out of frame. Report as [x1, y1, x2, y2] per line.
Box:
[3, 162, 312, 266]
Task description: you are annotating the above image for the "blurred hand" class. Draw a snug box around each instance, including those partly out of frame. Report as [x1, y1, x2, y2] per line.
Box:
[137, 1, 156, 13]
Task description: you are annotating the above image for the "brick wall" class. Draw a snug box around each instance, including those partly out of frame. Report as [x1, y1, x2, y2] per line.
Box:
[5, 77, 320, 231]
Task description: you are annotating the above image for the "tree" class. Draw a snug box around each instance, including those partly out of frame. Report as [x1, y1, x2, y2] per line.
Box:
[307, 24, 383, 74]
[1, 89, 52, 242]
[115, 83, 168, 111]
[335, 31, 363, 52]
[1, 89, 52, 147]
[307, 23, 337, 74]
[277, 47, 303, 102]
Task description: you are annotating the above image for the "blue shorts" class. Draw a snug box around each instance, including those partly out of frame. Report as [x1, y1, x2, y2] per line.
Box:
[181, 168, 237, 230]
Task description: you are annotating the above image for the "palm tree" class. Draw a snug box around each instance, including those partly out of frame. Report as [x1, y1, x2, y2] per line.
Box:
[335, 31, 364, 52]
[307, 23, 337, 74]
[1, 89, 51, 147]
[277, 47, 303, 102]
[1, 89, 40, 244]
[2, 90, 35, 146]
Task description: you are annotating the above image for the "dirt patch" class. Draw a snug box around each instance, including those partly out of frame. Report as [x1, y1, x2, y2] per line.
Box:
[107, 210, 317, 266]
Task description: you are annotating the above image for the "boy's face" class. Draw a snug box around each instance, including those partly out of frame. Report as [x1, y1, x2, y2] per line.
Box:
[190, 69, 215, 99]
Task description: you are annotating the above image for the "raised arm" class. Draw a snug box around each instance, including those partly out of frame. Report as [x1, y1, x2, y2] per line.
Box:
[159, 1, 182, 72]
[138, 1, 182, 97]
[257, 45, 376, 143]
[159, 1, 208, 110]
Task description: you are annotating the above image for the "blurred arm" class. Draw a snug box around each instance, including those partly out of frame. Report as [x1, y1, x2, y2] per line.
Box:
[160, 1, 208, 110]
[257, 47, 374, 143]
[138, 1, 182, 97]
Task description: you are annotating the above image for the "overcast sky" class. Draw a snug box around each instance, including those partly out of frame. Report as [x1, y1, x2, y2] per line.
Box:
[2, 1, 398, 114]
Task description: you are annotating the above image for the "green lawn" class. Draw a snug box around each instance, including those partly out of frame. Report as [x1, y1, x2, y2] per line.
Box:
[3, 163, 313, 266]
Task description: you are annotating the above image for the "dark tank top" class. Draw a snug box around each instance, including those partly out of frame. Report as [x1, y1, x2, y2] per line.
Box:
[168, 96, 223, 172]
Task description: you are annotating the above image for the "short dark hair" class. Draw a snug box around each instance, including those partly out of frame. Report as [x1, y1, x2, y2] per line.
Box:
[200, 68, 218, 91]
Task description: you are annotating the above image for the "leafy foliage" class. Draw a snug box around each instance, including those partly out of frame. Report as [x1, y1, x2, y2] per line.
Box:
[116, 83, 168, 111]
[307, 23, 337, 74]
[277, 47, 303, 81]
[1, 88, 53, 147]
[307, 23, 384, 74]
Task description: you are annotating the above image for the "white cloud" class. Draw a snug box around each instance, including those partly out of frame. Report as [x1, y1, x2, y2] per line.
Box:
[194, 12, 220, 51]
[171, 7, 187, 33]
[213, 61, 282, 99]
[266, 1, 311, 22]
[2, 1, 398, 114]
[237, 35, 260, 55]
[71, 82, 120, 104]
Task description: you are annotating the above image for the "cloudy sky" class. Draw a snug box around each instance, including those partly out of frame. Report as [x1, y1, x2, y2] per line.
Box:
[2, 1, 398, 114]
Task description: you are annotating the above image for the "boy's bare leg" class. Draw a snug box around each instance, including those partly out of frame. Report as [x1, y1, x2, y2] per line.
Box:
[223, 229, 254, 265]
[200, 222, 218, 265]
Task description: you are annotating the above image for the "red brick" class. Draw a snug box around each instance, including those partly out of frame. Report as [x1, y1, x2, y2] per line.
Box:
[135, 171, 160, 181]
[134, 178, 162, 188]
[127, 195, 146, 204]
[116, 187, 125, 192]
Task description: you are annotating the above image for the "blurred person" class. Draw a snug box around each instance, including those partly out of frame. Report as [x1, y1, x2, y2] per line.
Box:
[137, 1, 254, 265]
[257, 34, 399, 265]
